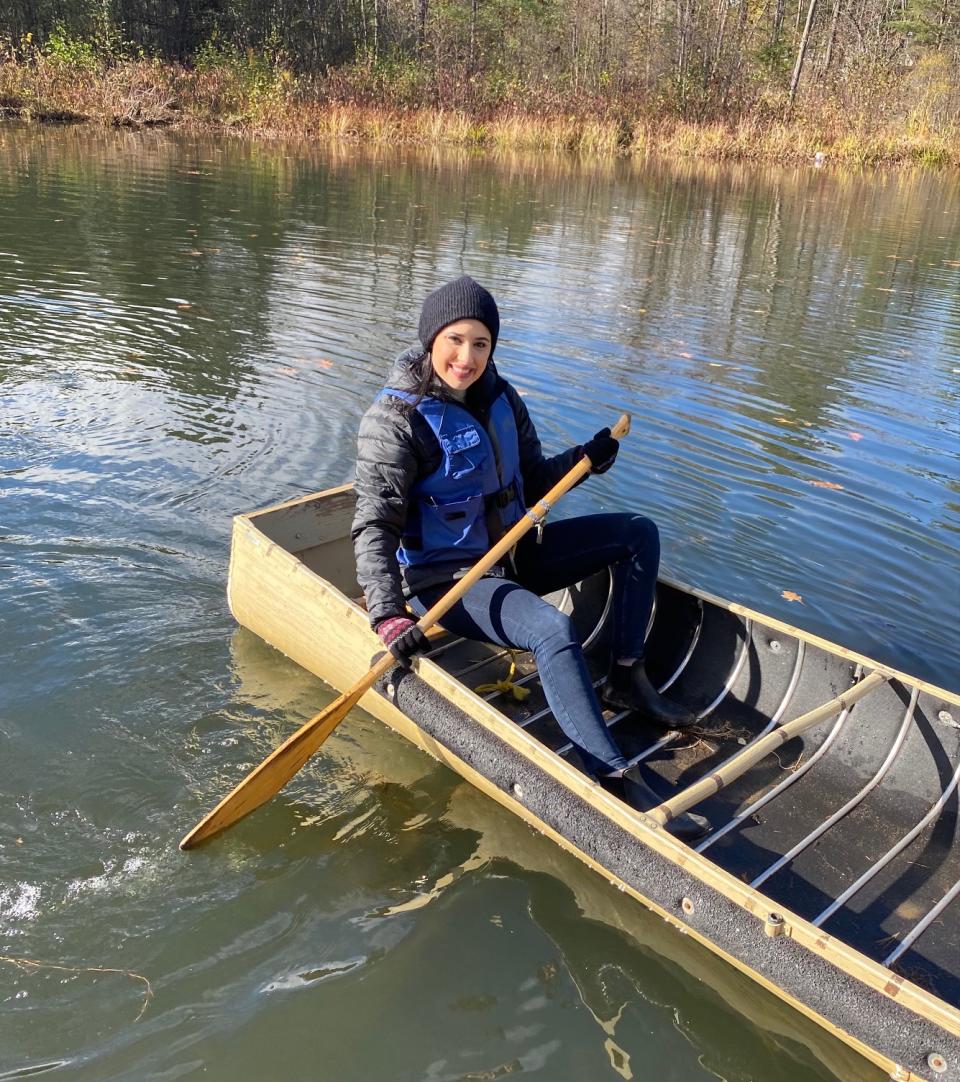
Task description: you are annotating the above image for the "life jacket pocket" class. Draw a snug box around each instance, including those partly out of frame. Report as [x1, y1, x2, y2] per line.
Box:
[439, 426, 483, 480]
[420, 491, 486, 555]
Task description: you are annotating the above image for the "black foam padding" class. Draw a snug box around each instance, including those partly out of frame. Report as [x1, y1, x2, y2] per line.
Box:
[377, 666, 960, 1082]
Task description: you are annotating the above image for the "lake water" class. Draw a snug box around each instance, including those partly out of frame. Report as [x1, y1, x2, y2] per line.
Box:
[1, 124, 958, 1081]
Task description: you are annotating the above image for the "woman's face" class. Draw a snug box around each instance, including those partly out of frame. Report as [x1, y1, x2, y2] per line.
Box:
[430, 319, 492, 392]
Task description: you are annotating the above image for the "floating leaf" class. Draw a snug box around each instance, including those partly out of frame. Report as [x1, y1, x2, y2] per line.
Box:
[847, 432, 863, 441]
[782, 590, 803, 603]
[809, 480, 844, 490]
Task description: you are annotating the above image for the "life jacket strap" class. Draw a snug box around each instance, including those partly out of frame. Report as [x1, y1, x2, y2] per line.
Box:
[485, 478, 522, 511]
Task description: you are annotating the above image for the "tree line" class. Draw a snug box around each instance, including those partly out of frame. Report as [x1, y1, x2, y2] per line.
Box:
[1, 0, 957, 121]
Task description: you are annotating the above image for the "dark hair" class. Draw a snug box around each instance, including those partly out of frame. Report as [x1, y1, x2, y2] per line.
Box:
[381, 351, 435, 417]
[404, 351, 435, 413]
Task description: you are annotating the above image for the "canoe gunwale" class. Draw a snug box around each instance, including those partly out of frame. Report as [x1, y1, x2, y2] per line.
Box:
[227, 486, 960, 1080]
[415, 646, 960, 1042]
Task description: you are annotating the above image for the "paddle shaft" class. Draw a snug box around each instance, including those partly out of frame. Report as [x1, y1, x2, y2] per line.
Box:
[415, 412, 630, 632]
[180, 413, 631, 849]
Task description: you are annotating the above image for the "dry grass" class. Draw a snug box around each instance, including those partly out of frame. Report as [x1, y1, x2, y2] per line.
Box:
[1, 54, 957, 168]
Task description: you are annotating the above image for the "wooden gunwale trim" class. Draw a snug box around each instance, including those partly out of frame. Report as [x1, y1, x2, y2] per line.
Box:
[228, 503, 960, 1042]
[242, 481, 356, 521]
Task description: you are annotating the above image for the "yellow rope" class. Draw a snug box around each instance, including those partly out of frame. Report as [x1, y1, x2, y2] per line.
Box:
[475, 650, 531, 702]
[1, 955, 153, 1021]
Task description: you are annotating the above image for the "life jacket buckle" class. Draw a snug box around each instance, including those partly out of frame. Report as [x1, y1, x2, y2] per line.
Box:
[486, 478, 520, 511]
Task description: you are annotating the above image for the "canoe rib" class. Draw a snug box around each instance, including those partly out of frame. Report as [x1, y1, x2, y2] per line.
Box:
[750, 686, 920, 889]
[812, 752, 960, 927]
[887, 878, 960, 966]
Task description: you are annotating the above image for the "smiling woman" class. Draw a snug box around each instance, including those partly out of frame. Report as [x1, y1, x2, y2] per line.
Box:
[350, 275, 710, 839]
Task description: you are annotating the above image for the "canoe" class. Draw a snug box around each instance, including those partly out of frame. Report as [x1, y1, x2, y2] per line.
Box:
[226, 482, 960, 1081]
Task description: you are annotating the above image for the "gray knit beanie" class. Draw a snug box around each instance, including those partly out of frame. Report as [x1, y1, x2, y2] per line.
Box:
[418, 276, 500, 355]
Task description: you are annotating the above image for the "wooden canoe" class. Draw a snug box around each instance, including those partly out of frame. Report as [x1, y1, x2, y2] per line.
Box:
[225, 482, 960, 1081]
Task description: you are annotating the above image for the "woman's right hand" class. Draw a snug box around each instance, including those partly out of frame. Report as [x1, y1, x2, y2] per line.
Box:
[376, 616, 430, 668]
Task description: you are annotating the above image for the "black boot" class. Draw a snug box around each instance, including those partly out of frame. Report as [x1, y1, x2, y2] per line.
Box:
[600, 767, 710, 842]
[601, 661, 696, 730]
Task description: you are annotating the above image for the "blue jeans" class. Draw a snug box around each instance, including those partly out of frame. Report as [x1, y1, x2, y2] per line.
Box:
[408, 513, 660, 776]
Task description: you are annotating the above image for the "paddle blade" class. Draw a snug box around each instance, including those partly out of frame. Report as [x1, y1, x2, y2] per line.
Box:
[179, 682, 366, 850]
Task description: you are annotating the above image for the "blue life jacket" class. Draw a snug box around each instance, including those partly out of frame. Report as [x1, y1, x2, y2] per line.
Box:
[378, 389, 525, 569]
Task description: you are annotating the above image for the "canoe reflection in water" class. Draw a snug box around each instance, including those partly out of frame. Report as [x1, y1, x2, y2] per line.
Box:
[219, 482, 960, 1082]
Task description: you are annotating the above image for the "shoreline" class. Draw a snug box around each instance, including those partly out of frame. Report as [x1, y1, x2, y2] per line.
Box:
[2, 59, 958, 169]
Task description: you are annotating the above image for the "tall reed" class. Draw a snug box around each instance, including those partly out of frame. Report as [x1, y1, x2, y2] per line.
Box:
[1, 49, 957, 168]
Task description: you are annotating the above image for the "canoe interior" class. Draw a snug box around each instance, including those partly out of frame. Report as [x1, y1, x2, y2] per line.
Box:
[247, 487, 960, 1014]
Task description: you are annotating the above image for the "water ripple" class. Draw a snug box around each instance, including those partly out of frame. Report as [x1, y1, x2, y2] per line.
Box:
[1, 129, 957, 1082]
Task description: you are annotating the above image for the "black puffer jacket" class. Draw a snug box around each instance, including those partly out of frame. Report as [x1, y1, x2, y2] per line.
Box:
[351, 346, 584, 627]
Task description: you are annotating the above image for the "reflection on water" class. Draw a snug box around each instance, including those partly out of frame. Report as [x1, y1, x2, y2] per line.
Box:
[1, 124, 956, 1081]
[2, 127, 956, 681]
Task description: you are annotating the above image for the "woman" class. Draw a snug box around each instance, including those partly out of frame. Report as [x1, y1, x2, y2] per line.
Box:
[352, 276, 709, 840]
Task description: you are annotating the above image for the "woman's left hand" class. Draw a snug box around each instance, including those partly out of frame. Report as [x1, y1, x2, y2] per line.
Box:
[376, 615, 430, 668]
[583, 428, 619, 474]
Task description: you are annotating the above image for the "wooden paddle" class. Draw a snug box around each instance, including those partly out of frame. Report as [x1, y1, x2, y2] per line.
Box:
[180, 413, 631, 849]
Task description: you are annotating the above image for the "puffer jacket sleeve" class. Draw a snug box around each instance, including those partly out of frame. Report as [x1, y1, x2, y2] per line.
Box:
[351, 399, 420, 627]
[503, 383, 584, 504]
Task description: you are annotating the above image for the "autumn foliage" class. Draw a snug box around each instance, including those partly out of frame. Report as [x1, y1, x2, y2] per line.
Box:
[0, 0, 958, 165]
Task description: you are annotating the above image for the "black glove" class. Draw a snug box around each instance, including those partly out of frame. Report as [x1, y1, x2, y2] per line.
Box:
[582, 427, 619, 475]
[376, 616, 430, 669]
